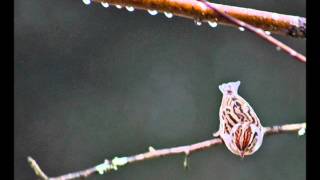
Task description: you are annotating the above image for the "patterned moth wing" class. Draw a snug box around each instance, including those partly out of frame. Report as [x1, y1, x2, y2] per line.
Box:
[214, 81, 262, 137]
[214, 81, 265, 157]
[220, 93, 262, 135]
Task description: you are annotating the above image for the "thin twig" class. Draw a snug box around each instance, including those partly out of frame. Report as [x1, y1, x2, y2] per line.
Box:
[28, 157, 49, 180]
[91, 0, 306, 38]
[197, 0, 306, 63]
[28, 122, 305, 180]
[264, 123, 306, 135]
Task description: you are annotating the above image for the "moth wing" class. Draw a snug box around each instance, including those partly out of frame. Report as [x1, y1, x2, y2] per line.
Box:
[219, 106, 242, 135]
[237, 96, 261, 125]
[213, 111, 225, 137]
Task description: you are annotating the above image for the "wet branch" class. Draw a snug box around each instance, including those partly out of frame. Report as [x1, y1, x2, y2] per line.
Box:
[88, 0, 306, 63]
[28, 122, 305, 180]
[91, 0, 306, 38]
[197, 0, 305, 63]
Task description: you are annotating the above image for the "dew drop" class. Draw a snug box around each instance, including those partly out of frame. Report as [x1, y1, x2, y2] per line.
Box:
[164, 12, 173, 18]
[82, 0, 91, 5]
[298, 128, 305, 136]
[238, 27, 245, 31]
[276, 46, 281, 51]
[115, 5, 122, 9]
[148, 9, 158, 15]
[125, 6, 135, 12]
[265, 31, 271, 35]
[208, 21, 218, 28]
[194, 20, 202, 26]
[101, 2, 109, 8]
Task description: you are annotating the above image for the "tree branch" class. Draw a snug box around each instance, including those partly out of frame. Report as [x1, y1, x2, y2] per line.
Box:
[86, 0, 306, 63]
[89, 0, 306, 39]
[197, 0, 305, 63]
[199, 0, 306, 63]
[28, 122, 306, 180]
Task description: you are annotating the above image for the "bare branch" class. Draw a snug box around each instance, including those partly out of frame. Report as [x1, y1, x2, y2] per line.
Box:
[264, 123, 306, 135]
[197, 0, 306, 63]
[28, 122, 306, 180]
[28, 157, 49, 180]
[87, 0, 306, 63]
[90, 0, 306, 38]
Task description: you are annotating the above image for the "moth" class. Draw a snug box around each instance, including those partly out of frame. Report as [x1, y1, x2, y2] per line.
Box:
[214, 81, 265, 157]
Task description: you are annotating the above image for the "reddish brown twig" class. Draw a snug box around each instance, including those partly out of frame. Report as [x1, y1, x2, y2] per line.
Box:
[88, 0, 306, 63]
[91, 0, 305, 38]
[197, 0, 306, 63]
[28, 122, 305, 180]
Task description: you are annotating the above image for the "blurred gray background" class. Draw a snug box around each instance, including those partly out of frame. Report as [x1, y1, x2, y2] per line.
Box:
[14, 0, 305, 180]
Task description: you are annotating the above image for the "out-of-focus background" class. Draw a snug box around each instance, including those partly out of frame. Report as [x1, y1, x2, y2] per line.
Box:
[14, 0, 305, 179]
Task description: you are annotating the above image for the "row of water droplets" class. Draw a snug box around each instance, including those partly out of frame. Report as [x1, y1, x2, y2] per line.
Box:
[83, 0, 174, 17]
[236, 22, 272, 35]
[82, 0, 220, 28]
[194, 18, 218, 29]
[82, 0, 274, 34]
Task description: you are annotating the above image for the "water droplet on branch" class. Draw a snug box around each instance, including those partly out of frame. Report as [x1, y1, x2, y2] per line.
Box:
[194, 20, 202, 26]
[208, 21, 218, 28]
[238, 27, 245, 31]
[125, 6, 135, 12]
[265, 31, 271, 35]
[298, 127, 306, 136]
[82, 0, 91, 5]
[115, 5, 122, 9]
[101, 2, 109, 8]
[164, 12, 173, 18]
[148, 9, 158, 15]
